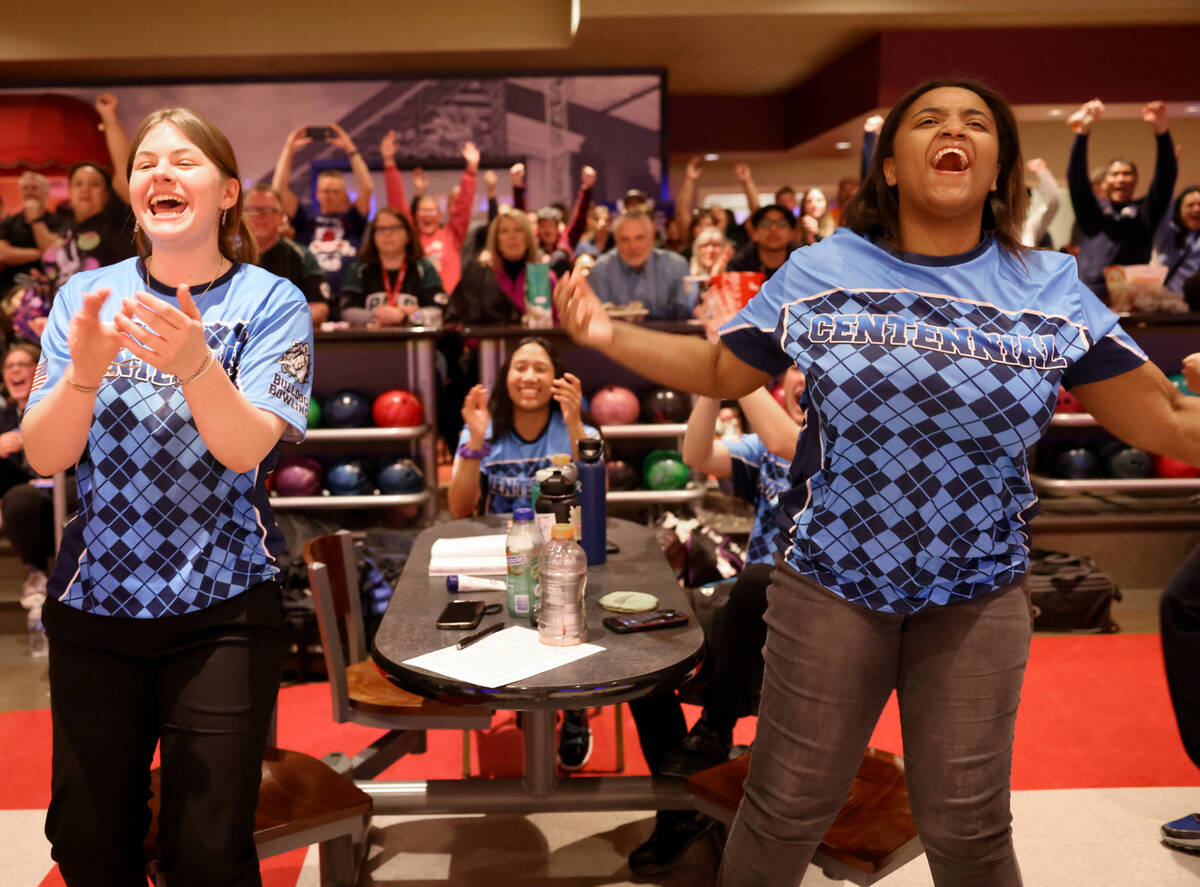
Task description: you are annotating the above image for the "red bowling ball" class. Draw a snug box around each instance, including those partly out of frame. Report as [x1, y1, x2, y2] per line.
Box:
[373, 389, 424, 427]
[590, 385, 640, 425]
[273, 455, 324, 497]
[1153, 454, 1200, 479]
[1056, 387, 1082, 413]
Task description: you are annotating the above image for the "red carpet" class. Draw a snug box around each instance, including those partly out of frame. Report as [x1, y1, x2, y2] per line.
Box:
[3, 633, 1196, 813]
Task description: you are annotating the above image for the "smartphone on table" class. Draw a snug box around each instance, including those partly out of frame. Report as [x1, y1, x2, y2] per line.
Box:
[603, 609, 689, 634]
[436, 600, 486, 630]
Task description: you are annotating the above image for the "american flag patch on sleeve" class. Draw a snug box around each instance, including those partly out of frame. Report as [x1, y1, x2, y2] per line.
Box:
[30, 360, 47, 394]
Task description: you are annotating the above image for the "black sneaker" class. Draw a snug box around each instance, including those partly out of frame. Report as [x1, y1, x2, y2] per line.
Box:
[629, 810, 718, 875]
[658, 717, 733, 778]
[557, 709, 592, 770]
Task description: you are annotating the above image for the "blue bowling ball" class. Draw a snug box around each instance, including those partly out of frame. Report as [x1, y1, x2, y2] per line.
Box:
[377, 458, 425, 494]
[325, 457, 373, 495]
[1051, 445, 1098, 480]
[323, 390, 372, 428]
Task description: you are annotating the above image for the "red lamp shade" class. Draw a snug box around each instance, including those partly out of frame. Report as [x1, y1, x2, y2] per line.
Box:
[0, 94, 111, 175]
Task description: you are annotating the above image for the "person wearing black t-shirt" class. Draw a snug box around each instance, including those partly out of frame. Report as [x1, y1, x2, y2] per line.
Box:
[244, 184, 330, 323]
[726, 204, 798, 281]
[340, 208, 444, 324]
[272, 122, 374, 300]
[0, 172, 63, 296]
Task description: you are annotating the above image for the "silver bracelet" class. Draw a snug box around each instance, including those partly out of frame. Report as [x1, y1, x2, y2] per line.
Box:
[178, 349, 215, 386]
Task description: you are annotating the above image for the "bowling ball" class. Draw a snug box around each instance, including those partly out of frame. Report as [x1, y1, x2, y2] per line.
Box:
[1168, 373, 1198, 397]
[641, 387, 690, 424]
[273, 455, 324, 497]
[376, 457, 425, 494]
[770, 383, 786, 407]
[1056, 387, 1082, 413]
[323, 390, 372, 428]
[325, 457, 373, 495]
[643, 449, 690, 490]
[1153, 453, 1200, 478]
[607, 459, 638, 491]
[590, 385, 640, 425]
[373, 389, 424, 427]
[1050, 445, 1098, 480]
[306, 398, 322, 429]
[1098, 441, 1152, 479]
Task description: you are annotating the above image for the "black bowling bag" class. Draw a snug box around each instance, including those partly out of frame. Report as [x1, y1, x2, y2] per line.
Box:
[1026, 548, 1121, 633]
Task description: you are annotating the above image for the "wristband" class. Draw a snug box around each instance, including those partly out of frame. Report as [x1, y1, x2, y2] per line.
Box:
[347, 150, 360, 157]
[178, 348, 216, 386]
[456, 442, 491, 461]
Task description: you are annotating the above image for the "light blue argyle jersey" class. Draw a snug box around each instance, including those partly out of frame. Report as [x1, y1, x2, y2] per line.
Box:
[457, 412, 599, 515]
[27, 258, 313, 618]
[725, 433, 791, 566]
[720, 229, 1146, 613]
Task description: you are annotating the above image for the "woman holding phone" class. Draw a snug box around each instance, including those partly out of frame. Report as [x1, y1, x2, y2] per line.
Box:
[555, 77, 1200, 886]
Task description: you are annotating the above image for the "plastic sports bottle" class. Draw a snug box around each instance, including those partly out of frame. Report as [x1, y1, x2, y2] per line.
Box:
[505, 507, 541, 617]
[537, 523, 588, 646]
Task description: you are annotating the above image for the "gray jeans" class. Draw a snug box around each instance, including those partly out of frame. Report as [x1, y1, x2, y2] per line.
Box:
[718, 563, 1031, 887]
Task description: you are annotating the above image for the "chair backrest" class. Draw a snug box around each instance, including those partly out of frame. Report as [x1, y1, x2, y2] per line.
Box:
[303, 530, 365, 724]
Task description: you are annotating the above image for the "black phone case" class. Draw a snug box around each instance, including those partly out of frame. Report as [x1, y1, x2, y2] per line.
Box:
[603, 609, 688, 634]
[436, 600, 485, 630]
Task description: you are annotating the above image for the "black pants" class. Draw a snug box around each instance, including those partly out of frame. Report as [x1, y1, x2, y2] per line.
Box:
[2, 479, 75, 570]
[1162, 542, 1200, 769]
[43, 582, 285, 887]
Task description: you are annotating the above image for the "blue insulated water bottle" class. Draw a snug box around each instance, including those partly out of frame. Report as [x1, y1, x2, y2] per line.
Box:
[576, 438, 606, 565]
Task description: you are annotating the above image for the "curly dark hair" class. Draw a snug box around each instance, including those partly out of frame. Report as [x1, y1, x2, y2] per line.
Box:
[841, 77, 1028, 259]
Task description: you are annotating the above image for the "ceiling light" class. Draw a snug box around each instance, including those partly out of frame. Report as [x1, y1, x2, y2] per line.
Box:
[1048, 109, 1063, 117]
[835, 141, 852, 151]
[1187, 106, 1200, 115]
[703, 153, 719, 161]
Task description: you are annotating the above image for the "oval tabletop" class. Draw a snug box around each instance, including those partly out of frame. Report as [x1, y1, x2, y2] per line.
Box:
[372, 516, 705, 710]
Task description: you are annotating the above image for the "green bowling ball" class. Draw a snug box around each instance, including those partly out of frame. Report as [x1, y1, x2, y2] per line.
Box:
[306, 398, 323, 428]
[1168, 374, 1197, 397]
[643, 449, 690, 490]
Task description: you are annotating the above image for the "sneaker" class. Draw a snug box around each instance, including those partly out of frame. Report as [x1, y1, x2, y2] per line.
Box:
[557, 709, 592, 770]
[628, 810, 718, 875]
[1162, 813, 1200, 850]
[658, 717, 733, 778]
[20, 569, 47, 610]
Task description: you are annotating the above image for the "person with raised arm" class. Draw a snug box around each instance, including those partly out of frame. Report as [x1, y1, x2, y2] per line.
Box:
[271, 120, 372, 301]
[1021, 157, 1060, 249]
[1066, 98, 1176, 300]
[557, 77, 1200, 887]
[25, 106, 313, 886]
[382, 134, 478, 295]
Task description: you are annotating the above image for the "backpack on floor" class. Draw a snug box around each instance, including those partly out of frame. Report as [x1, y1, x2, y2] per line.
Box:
[1027, 548, 1121, 633]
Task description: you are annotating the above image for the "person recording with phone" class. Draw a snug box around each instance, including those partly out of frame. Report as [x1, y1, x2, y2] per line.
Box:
[271, 121, 374, 301]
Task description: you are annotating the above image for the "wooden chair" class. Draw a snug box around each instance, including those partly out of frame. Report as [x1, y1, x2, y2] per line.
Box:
[145, 747, 373, 887]
[686, 747, 924, 885]
[303, 530, 492, 779]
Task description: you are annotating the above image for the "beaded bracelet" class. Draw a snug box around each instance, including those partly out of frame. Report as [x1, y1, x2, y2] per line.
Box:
[178, 349, 216, 386]
[456, 442, 491, 460]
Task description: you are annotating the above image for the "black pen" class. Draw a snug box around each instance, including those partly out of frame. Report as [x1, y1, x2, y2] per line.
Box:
[457, 622, 504, 650]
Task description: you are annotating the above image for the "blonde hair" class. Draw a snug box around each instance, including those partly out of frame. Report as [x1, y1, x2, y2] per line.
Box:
[127, 108, 257, 264]
[484, 206, 539, 265]
[689, 227, 728, 276]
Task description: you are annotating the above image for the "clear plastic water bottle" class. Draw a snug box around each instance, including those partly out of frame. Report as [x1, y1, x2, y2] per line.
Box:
[505, 507, 541, 618]
[537, 523, 588, 646]
[27, 607, 48, 658]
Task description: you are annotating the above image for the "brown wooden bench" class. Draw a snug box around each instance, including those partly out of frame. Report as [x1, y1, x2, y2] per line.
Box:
[145, 747, 373, 887]
[685, 747, 924, 885]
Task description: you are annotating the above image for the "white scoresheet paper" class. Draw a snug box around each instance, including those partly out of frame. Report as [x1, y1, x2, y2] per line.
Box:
[402, 626, 604, 688]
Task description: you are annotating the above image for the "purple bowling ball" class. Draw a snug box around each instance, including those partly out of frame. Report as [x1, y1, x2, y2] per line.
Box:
[273, 455, 324, 497]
